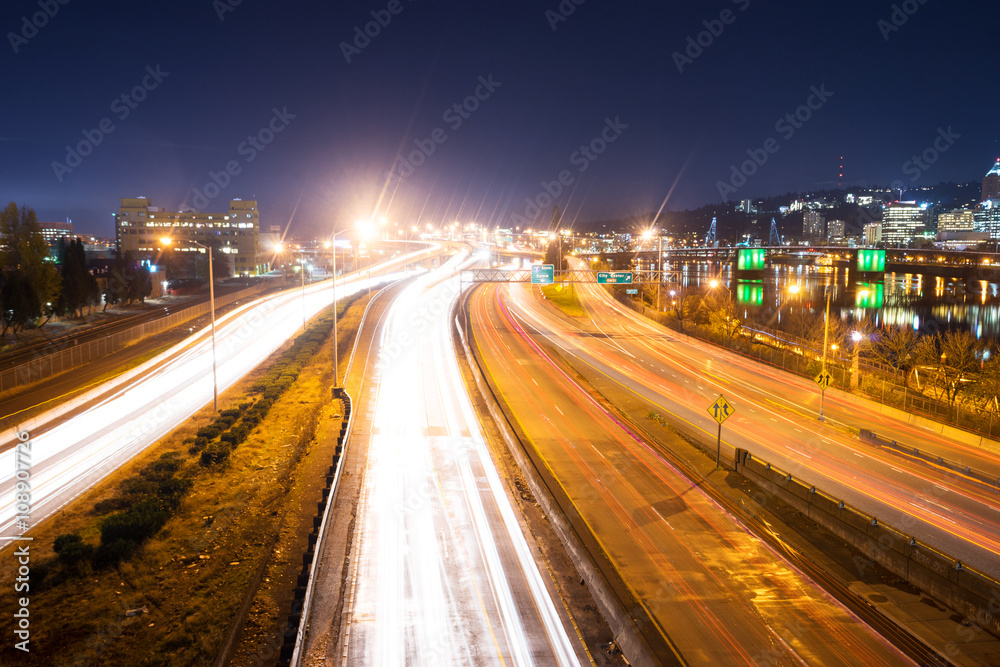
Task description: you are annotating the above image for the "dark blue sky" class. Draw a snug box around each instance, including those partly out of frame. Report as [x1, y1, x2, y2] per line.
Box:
[3, 0, 998, 236]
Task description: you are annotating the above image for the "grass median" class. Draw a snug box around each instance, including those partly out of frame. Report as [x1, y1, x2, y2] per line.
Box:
[540, 283, 586, 317]
[0, 293, 370, 666]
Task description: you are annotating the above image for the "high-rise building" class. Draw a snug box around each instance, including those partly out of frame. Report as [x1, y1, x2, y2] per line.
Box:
[975, 199, 1000, 239]
[826, 219, 845, 240]
[863, 222, 882, 245]
[937, 209, 975, 233]
[983, 159, 1000, 201]
[115, 197, 263, 276]
[881, 201, 928, 245]
[803, 210, 825, 239]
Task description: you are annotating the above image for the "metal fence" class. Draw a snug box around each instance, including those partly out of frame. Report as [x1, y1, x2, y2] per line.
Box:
[0, 284, 265, 393]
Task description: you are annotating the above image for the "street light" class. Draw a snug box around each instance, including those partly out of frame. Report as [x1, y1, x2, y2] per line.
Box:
[818, 287, 832, 421]
[161, 236, 218, 411]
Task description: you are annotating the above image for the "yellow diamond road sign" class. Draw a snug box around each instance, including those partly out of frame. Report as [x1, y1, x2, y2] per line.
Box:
[708, 395, 735, 425]
[815, 370, 833, 391]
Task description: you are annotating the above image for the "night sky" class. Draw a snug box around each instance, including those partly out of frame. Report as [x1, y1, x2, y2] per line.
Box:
[3, 0, 998, 236]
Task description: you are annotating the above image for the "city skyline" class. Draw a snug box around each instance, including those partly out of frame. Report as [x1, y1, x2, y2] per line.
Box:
[3, 1, 998, 236]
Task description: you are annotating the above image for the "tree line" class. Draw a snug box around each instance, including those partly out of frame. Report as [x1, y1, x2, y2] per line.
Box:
[1, 202, 152, 334]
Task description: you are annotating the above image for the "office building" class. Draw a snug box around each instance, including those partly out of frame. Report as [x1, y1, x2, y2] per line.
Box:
[983, 159, 1000, 201]
[881, 201, 928, 245]
[826, 219, 845, 240]
[115, 197, 263, 276]
[937, 209, 975, 233]
[975, 199, 1000, 239]
[803, 210, 825, 239]
[863, 222, 882, 245]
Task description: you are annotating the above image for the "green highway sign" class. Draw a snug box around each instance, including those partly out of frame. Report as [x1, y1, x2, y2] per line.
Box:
[531, 264, 554, 285]
[597, 271, 633, 284]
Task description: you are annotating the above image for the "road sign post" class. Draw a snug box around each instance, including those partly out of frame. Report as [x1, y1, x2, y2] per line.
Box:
[707, 395, 735, 470]
[814, 369, 833, 421]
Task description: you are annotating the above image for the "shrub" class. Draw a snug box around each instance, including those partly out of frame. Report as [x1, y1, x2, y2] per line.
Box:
[220, 432, 236, 446]
[192, 436, 209, 450]
[196, 426, 221, 440]
[93, 539, 140, 568]
[100, 500, 169, 546]
[54, 534, 94, 566]
[221, 408, 241, 419]
[249, 381, 269, 394]
[93, 497, 131, 515]
[200, 442, 232, 466]
[213, 416, 236, 430]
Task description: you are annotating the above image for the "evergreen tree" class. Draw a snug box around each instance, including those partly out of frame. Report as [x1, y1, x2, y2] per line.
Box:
[0, 202, 61, 327]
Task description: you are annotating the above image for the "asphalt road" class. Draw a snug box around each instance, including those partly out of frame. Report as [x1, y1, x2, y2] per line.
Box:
[0, 247, 440, 542]
[470, 282, 912, 666]
[493, 271, 1000, 579]
[331, 251, 586, 665]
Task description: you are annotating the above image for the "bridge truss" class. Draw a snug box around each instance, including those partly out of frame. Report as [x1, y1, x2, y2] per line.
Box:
[461, 269, 681, 285]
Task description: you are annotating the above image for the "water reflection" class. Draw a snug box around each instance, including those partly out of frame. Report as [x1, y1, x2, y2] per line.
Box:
[665, 261, 1000, 340]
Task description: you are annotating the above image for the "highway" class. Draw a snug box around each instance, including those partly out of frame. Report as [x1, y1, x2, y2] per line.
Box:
[470, 282, 912, 666]
[0, 246, 439, 540]
[490, 270, 1000, 579]
[333, 251, 585, 665]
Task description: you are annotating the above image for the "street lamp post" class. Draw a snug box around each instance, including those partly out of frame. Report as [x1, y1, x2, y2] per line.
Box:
[819, 288, 831, 421]
[162, 237, 218, 411]
[328, 229, 354, 390]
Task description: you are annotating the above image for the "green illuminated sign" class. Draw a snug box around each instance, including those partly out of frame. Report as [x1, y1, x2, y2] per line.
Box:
[737, 248, 767, 271]
[736, 281, 763, 306]
[856, 282, 884, 309]
[857, 249, 885, 273]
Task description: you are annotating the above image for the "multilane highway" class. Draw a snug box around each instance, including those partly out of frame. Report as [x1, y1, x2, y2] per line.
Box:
[490, 269, 1000, 579]
[470, 281, 912, 666]
[332, 251, 585, 665]
[0, 246, 438, 540]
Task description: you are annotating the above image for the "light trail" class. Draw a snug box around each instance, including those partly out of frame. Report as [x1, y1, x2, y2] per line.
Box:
[499, 268, 1000, 577]
[339, 252, 583, 665]
[0, 247, 438, 538]
[471, 283, 912, 666]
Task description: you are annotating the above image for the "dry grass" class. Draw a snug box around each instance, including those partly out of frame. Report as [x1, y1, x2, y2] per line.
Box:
[0, 296, 369, 666]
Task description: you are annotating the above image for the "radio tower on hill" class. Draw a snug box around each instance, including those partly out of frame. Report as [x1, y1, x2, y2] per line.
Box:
[838, 156, 844, 188]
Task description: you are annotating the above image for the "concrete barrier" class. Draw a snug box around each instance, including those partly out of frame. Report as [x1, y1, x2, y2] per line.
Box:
[734, 448, 1000, 637]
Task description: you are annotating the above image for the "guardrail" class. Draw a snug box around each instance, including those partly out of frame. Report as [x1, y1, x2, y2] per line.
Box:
[859, 429, 1000, 492]
[734, 448, 1000, 638]
[282, 387, 353, 665]
[0, 284, 264, 393]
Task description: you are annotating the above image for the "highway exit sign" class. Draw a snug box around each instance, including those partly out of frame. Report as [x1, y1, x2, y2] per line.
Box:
[531, 264, 554, 285]
[597, 271, 633, 284]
